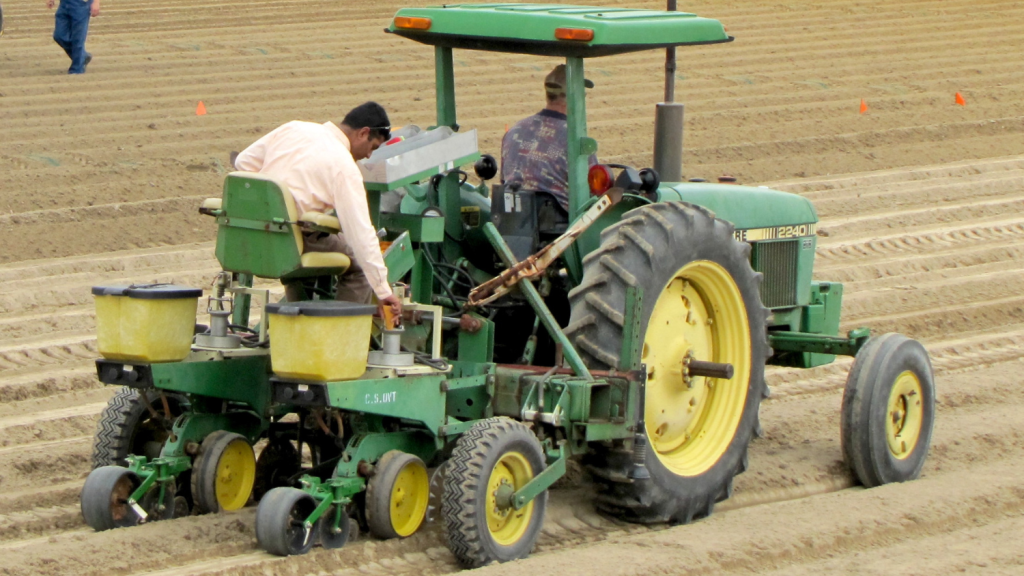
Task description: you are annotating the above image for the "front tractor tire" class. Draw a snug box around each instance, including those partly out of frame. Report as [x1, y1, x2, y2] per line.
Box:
[442, 417, 548, 568]
[841, 333, 935, 487]
[566, 201, 769, 524]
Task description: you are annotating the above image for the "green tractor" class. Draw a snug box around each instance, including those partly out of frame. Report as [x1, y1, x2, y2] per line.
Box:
[80, 4, 936, 567]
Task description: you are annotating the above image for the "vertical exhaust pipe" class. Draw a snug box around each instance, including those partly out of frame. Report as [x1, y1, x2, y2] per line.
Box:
[653, 0, 684, 182]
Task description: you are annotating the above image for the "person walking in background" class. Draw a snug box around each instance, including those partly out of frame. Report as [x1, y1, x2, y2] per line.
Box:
[47, 0, 99, 74]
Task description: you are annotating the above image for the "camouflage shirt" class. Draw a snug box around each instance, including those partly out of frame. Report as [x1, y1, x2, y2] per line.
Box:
[501, 109, 596, 211]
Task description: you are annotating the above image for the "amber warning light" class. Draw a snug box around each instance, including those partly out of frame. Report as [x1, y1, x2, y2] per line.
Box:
[555, 27, 594, 41]
[395, 16, 432, 30]
[589, 165, 614, 196]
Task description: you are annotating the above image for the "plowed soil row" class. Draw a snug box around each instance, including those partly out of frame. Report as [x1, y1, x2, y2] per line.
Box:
[3, 0, 1024, 574]
[3, 0, 1024, 260]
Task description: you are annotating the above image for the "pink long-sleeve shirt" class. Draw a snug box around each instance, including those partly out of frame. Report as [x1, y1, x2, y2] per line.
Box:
[234, 121, 391, 300]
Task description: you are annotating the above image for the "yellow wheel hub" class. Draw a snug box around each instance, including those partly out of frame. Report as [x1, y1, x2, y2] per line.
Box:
[886, 370, 924, 459]
[643, 260, 751, 477]
[214, 438, 256, 511]
[485, 452, 534, 546]
[389, 459, 429, 537]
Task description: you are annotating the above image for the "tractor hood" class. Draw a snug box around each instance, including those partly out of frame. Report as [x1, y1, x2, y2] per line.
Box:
[656, 182, 818, 231]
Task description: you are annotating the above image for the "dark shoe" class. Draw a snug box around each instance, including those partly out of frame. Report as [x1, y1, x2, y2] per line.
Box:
[83, 53, 92, 70]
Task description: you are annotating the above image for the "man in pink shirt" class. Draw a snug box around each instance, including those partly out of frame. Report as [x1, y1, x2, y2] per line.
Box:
[234, 102, 401, 317]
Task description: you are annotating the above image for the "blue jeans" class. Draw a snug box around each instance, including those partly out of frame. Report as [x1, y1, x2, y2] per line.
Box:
[53, 0, 92, 74]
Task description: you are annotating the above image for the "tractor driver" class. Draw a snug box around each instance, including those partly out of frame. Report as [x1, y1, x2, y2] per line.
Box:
[234, 102, 402, 318]
[500, 64, 598, 213]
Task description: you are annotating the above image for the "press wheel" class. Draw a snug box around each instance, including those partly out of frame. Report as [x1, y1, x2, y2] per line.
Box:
[255, 487, 317, 556]
[318, 506, 355, 549]
[81, 466, 175, 530]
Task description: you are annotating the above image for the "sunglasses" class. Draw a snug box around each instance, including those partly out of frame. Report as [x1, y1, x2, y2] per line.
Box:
[370, 125, 391, 141]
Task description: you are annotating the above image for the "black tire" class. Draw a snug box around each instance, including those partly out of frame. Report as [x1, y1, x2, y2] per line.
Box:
[426, 460, 449, 523]
[253, 440, 300, 501]
[138, 478, 177, 523]
[443, 417, 547, 568]
[91, 387, 187, 469]
[81, 466, 174, 530]
[565, 202, 769, 524]
[366, 451, 430, 539]
[191, 430, 256, 513]
[841, 333, 935, 487]
[256, 487, 317, 556]
[318, 508, 354, 549]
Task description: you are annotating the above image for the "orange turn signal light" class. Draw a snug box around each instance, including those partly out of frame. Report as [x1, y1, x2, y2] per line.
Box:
[589, 164, 614, 196]
[395, 16, 432, 30]
[555, 27, 594, 42]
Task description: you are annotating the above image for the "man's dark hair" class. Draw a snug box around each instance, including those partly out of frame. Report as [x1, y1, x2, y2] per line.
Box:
[342, 102, 391, 141]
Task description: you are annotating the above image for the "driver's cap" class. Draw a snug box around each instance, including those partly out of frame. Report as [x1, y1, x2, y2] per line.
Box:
[544, 64, 594, 97]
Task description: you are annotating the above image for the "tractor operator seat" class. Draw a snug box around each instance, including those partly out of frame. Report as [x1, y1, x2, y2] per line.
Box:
[201, 172, 350, 281]
[490, 184, 570, 262]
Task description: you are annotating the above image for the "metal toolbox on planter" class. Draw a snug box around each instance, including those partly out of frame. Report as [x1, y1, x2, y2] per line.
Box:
[92, 284, 203, 362]
[266, 300, 377, 382]
[359, 126, 480, 191]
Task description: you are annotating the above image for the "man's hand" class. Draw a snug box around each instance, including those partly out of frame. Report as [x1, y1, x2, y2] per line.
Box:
[46, 0, 55, 9]
[379, 295, 403, 329]
[90, 0, 100, 17]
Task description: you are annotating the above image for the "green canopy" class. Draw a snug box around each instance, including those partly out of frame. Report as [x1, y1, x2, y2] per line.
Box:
[388, 4, 731, 57]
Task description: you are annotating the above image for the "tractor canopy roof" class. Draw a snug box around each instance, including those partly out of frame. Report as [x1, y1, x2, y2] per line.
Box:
[387, 3, 732, 57]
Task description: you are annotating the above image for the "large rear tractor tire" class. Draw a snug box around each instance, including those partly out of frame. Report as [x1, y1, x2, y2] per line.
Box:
[841, 333, 935, 487]
[91, 387, 187, 468]
[442, 417, 547, 568]
[566, 201, 769, 524]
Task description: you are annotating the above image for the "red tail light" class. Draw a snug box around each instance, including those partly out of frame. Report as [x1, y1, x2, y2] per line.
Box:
[588, 164, 614, 196]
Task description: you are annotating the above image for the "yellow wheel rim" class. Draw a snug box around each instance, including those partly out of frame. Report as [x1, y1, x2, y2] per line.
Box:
[886, 370, 924, 460]
[485, 452, 534, 546]
[389, 459, 429, 537]
[214, 438, 256, 511]
[643, 260, 751, 477]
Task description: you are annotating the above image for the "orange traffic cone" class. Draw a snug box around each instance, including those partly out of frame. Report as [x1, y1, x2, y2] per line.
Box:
[955, 92, 966, 106]
[196, 101, 207, 116]
[859, 99, 868, 114]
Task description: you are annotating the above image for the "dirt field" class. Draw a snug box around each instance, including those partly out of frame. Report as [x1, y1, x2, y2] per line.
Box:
[2, 0, 1024, 574]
